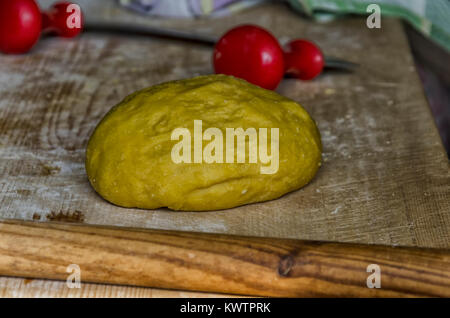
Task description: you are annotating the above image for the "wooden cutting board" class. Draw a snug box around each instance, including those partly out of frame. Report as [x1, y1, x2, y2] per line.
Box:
[0, 1, 449, 297]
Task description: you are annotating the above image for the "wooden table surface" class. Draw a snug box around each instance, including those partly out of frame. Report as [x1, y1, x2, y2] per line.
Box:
[0, 1, 449, 297]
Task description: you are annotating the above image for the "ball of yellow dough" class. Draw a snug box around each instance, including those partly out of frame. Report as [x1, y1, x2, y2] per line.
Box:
[86, 75, 322, 211]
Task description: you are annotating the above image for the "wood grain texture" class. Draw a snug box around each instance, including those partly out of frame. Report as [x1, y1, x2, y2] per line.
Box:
[0, 1, 449, 297]
[0, 276, 232, 298]
[0, 220, 449, 297]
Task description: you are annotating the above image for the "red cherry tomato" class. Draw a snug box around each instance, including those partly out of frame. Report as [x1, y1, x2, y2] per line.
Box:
[0, 0, 42, 54]
[213, 25, 284, 90]
[43, 1, 84, 38]
[284, 39, 324, 80]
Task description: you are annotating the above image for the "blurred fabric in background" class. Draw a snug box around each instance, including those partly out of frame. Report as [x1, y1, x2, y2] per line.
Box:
[118, 0, 267, 17]
[119, 0, 450, 51]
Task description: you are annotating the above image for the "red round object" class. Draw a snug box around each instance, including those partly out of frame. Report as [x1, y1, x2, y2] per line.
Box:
[213, 25, 284, 90]
[0, 0, 42, 54]
[284, 39, 324, 80]
[44, 1, 84, 38]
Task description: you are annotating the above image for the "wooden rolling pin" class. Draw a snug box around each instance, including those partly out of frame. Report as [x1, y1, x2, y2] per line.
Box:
[0, 219, 449, 297]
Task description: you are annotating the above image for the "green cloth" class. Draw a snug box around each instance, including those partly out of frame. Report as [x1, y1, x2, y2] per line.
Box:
[287, 0, 450, 52]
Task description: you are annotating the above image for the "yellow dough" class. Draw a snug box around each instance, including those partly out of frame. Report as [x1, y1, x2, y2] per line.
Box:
[86, 75, 321, 211]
